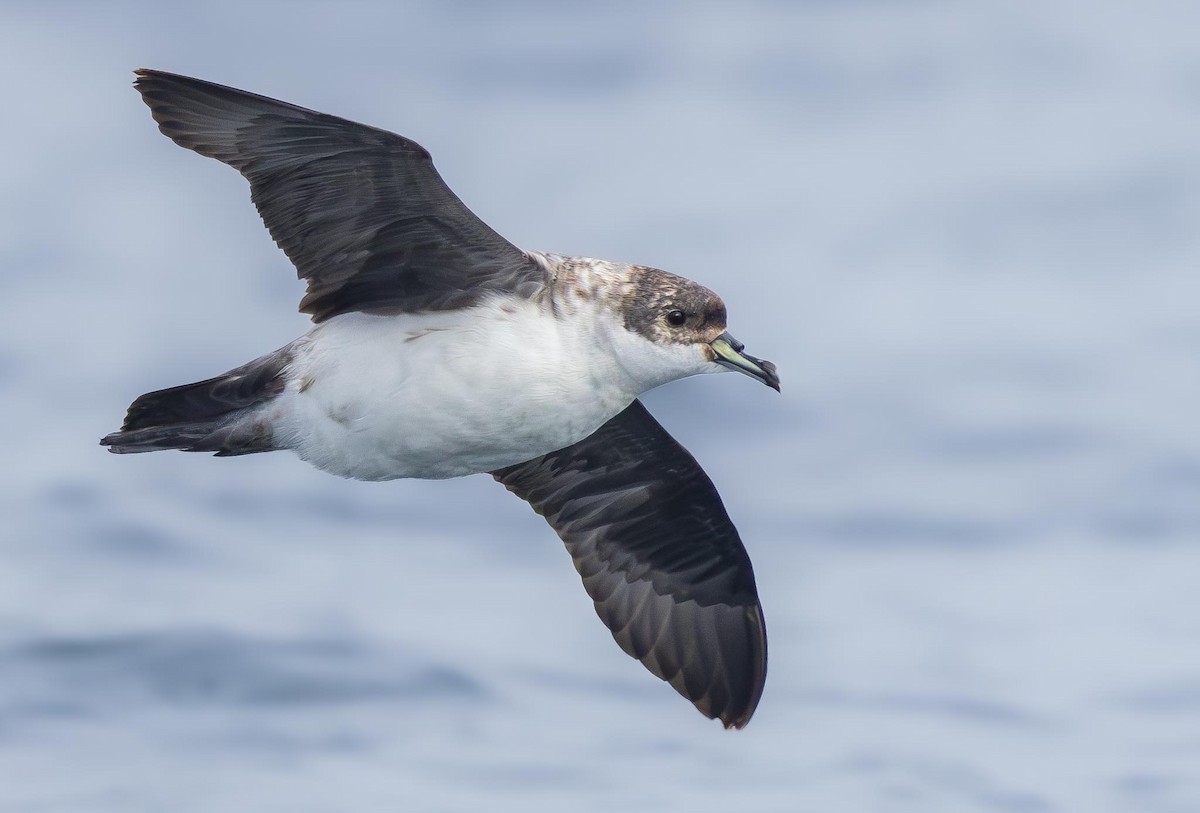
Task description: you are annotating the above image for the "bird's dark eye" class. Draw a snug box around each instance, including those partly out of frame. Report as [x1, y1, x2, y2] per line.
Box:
[666, 309, 687, 327]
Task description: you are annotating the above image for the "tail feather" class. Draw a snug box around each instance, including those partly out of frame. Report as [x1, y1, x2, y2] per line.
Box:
[102, 348, 293, 456]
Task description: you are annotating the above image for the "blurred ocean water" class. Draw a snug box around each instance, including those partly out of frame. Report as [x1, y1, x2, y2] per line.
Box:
[2, 2, 1200, 811]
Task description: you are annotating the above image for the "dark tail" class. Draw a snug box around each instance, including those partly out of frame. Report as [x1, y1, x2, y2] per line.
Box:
[101, 349, 293, 457]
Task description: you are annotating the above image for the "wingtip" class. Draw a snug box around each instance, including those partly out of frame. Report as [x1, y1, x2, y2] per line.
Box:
[717, 703, 755, 730]
[132, 68, 164, 97]
[132, 68, 193, 92]
[718, 605, 767, 730]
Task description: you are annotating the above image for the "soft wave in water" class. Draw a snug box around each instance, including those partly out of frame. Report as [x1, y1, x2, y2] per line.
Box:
[2, 631, 484, 715]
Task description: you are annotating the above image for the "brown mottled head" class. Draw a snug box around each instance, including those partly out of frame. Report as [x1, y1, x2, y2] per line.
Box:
[623, 266, 728, 345]
[543, 254, 779, 393]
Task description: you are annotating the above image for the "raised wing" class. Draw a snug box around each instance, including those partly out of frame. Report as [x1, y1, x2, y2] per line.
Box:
[493, 400, 767, 728]
[133, 69, 544, 322]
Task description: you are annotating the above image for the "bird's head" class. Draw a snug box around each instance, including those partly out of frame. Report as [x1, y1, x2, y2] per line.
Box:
[612, 266, 780, 394]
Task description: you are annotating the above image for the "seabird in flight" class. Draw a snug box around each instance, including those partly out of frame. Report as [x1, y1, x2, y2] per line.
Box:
[103, 69, 779, 728]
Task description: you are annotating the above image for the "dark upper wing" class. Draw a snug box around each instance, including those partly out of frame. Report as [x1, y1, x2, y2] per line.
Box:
[492, 400, 767, 729]
[133, 69, 544, 322]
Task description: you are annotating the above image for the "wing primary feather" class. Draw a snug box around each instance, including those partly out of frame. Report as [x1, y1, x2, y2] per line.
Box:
[132, 69, 545, 321]
[493, 400, 767, 728]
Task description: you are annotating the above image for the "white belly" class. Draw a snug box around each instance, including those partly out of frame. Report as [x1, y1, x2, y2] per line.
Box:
[267, 304, 638, 481]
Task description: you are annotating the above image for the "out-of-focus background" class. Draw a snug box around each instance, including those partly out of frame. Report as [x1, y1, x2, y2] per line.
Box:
[3, 2, 1200, 811]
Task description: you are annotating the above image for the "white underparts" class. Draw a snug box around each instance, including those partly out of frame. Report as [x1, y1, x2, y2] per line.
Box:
[265, 294, 711, 481]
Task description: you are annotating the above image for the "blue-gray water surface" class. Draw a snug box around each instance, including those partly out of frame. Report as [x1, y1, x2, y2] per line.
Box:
[2, 3, 1200, 811]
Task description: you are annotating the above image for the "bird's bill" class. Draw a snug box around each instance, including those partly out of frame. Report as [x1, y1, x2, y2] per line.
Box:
[709, 332, 780, 392]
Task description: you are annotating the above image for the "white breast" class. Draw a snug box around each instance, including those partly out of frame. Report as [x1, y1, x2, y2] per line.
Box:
[266, 297, 643, 480]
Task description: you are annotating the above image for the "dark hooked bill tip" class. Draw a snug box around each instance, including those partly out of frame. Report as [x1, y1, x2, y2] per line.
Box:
[709, 332, 780, 392]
